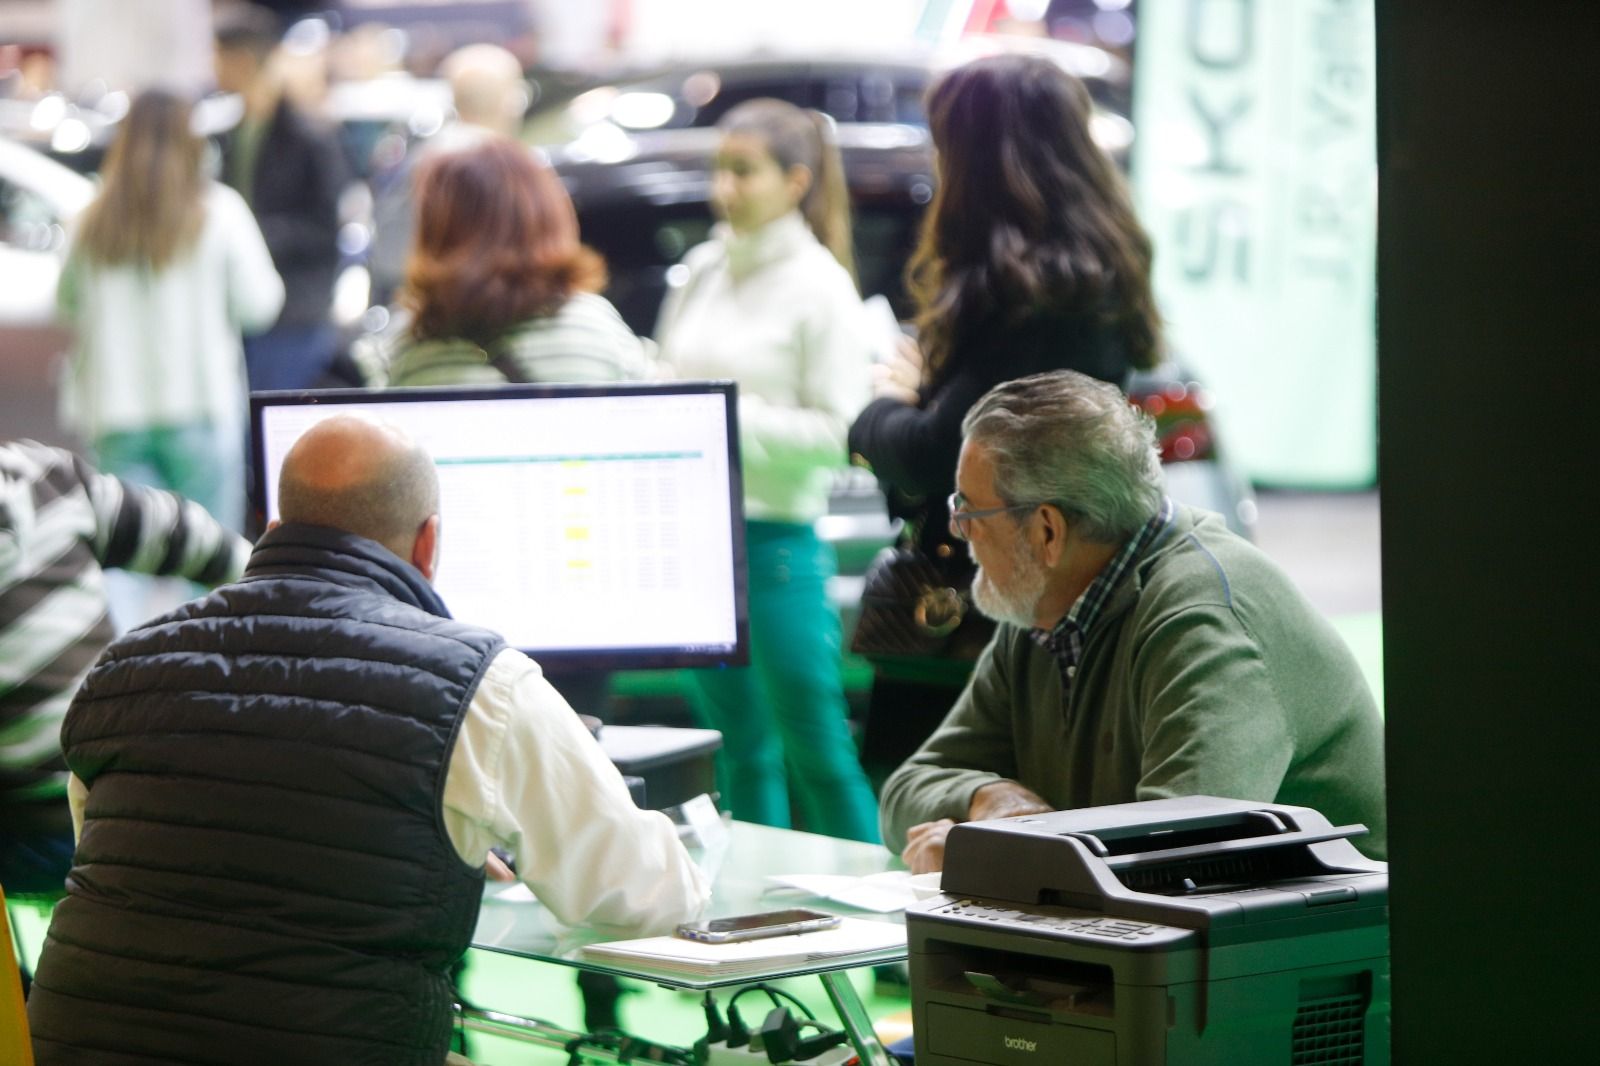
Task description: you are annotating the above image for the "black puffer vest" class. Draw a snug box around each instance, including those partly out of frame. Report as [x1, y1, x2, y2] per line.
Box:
[28, 524, 503, 1066]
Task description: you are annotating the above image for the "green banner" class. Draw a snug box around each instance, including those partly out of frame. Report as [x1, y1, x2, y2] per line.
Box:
[1132, 0, 1376, 486]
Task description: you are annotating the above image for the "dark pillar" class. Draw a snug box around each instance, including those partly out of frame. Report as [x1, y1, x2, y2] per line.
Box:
[1378, 3, 1597, 1061]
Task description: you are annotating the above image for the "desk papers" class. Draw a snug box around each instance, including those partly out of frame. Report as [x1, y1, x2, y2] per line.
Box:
[579, 917, 905, 977]
[764, 871, 942, 913]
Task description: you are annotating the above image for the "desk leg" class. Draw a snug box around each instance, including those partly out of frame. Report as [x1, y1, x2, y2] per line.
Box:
[819, 970, 895, 1066]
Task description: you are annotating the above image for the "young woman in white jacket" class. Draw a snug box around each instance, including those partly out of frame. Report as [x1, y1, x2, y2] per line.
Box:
[655, 98, 879, 842]
[58, 89, 284, 535]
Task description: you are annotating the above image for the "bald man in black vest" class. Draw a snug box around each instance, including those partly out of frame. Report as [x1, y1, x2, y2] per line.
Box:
[28, 416, 709, 1065]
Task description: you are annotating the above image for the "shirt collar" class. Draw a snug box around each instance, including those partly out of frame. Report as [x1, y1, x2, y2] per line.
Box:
[245, 522, 454, 621]
[1031, 496, 1174, 673]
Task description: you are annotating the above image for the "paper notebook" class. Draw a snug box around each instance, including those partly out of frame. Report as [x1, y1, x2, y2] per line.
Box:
[579, 917, 905, 977]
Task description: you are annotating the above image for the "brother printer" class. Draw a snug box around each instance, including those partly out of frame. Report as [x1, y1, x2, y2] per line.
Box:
[905, 796, 1389, 1065]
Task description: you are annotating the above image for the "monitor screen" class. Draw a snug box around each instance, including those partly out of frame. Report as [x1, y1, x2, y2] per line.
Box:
[251, 382, 748, 671]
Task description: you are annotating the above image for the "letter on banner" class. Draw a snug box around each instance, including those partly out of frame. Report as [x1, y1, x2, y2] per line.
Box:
[1132, 0, 1377, 486]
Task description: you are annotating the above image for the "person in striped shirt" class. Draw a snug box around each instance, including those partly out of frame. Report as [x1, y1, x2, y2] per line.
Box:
[1, 439, 250, 893]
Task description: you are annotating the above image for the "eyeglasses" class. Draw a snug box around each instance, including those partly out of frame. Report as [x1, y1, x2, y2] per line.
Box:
[946, 492, 1039, 542]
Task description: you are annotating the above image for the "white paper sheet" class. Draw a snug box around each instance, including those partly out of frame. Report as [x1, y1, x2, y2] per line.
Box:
[763, 870, 942, 913]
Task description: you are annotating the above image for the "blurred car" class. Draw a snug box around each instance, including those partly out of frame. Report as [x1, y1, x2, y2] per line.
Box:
[524, 36, 1133, 152]
[0, 136, 90, 325]
[0, 91, 245, 178]
[0, 136, 92, 445]
[0, 95, 116, 175]
[325, 74, 454, 182]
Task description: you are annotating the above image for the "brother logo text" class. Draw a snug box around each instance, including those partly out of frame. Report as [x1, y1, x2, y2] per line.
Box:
[1003, 1035, 1038, 1052]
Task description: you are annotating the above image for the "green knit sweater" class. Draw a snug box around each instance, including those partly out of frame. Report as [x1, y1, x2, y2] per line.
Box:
[879, 505, 1387, 859]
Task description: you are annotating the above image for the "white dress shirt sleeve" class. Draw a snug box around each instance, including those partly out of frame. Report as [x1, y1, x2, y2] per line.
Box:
[68, 772, 88, 839]
[442, 648, 711, 936]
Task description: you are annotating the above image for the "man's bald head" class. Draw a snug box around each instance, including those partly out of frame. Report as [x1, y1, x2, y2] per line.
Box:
[440, 44, 526, 135]
[277, 415, 439, 564]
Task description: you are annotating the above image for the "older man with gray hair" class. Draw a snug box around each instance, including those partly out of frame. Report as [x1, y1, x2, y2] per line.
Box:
[880, 370, 1386, 872]
[28, 415, 707, 1065]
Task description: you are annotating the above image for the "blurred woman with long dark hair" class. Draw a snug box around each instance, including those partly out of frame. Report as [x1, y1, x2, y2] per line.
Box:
[846, 54, 1163, 782]
[58, 89, 282, 541]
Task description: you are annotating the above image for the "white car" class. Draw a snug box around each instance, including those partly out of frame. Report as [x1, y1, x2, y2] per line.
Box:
[0, 135, 92, 327]
[0, 136, 93, 444]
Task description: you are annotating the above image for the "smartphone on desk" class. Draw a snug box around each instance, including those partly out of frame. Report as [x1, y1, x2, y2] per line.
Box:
[675, 908, 842, 944]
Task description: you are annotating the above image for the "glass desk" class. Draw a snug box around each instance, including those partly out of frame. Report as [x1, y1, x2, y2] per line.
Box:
[470, 821, 904, 1065]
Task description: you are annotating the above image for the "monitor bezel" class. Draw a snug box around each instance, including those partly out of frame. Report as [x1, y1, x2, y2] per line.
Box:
[249, 380, 749, 672]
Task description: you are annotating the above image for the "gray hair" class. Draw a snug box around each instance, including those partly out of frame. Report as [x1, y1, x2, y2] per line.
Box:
[961, 370, 1162, 543]
[277, 415, 439, 558]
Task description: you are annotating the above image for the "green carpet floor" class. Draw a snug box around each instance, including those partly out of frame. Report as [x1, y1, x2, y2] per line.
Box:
[455, 952, 911, 1063]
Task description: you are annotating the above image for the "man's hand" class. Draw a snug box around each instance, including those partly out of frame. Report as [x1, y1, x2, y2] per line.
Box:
[968, 780, 1052, 822]
[901, 818, 957, 874]
[901, 783, 1053, 874]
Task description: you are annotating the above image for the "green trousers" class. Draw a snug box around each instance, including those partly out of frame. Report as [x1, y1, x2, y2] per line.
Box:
[686, 521, 880, 843]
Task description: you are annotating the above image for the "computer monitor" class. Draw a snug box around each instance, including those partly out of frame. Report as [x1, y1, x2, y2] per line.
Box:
[250, 381, 748, 672]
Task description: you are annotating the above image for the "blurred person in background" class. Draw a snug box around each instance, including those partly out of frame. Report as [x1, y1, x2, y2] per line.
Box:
[846, 54, 1163, 784]
[360, 137, 651, 389]
[56, 89, 281, 626]
[1, 440, 249, 898]
[654, 99, 880, 843]
[368, 43, 531, 305]
[214, 2, 347, 392]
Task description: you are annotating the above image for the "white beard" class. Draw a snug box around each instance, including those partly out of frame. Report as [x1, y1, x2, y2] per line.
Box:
[970, 537, 1047, 629]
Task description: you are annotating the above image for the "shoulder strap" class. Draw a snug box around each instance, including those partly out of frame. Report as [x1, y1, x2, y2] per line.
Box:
[482, 333, 526, 383]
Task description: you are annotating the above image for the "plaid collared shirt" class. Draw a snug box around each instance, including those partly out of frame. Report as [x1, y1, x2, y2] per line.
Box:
[1031, 496, 1175, 692]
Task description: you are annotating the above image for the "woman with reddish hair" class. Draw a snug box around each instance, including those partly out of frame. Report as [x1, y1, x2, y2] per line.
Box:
[360, 136, 651, 386]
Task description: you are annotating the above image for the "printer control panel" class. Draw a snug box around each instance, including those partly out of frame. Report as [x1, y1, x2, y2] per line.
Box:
[930, 898, 1192, 948]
